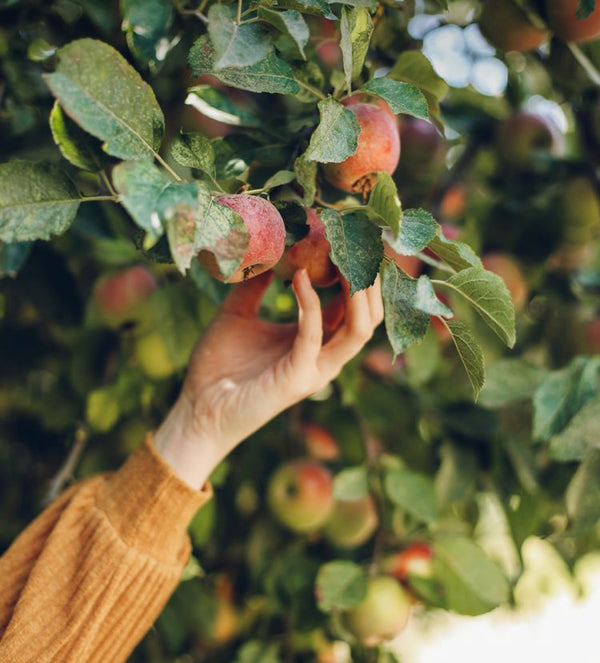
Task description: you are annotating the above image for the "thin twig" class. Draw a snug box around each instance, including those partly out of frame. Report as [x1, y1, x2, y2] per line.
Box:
[80, 195, 119, 203]
[414, 250, 456, 274]
[295, 79, 327, 101]
[44, 425, 89, 505]
[100, 170, 118, 198]
[567, 42, 600, 87]
[155, 152, 183, 182]
[236, 0, 242, 23]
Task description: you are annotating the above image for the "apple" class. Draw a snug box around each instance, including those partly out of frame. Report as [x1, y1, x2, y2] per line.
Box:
[92, 265, 157, 328]
[384, 543, 434, 582]
[198, 194, 286, 283]
[495, 112, 561, 168]
[397, 118, 446, 182]
[310, 17, 342, 68]
[134, 330, 177, 379]
[300, 422, 340, 460]
[362, 345, 405, 379]
[274, 208, 338, 287]
[343, 93, 398, 123]
[267, 459, 334, 532]
[583, 319, 600, 354]
[440, 186, 467, 221]
[323, 102, 401, 195]
[479, 0, 549, 52]
[482, 253, 529, 312]
[323, 495, 379, 548]
[546, 0, 600, 43]
[206, 575, 239, 645]
[344, 576, 411, 646]
[384, 244, 422, 278]
[560, 176, 600, 246]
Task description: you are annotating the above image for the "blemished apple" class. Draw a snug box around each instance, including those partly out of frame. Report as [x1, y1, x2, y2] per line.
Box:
[198, 194, 286, 283]
[344, 576, 411, 646]
[323, 495, 379, 548]
[495, 112, 561, 168]
[301, 422, 340, 461]
[384, 543, 434, 582]
[274, 208, 338, 287]
[323, 102, 400, 195]
[134, 330, 177, 379]
[482, 253, 529, 312]
[479, 0, 548, 52]
[93, 265, 157, 328]
[546, 0, 600, 43]
[267, 459, 334, 533]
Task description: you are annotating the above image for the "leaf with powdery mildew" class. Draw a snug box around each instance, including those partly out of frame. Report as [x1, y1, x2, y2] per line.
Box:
[386, 208, 437, 255]
[414, 275, 453, 318]
[427, 226, 481, 271]
[305, 97, 360, 163]
[360, 77, 428, 119]
[367, 172, 401, 236]
[340, 7, 373, 93]
[170, 133, 216, 178]
[441, 318, 485, 400]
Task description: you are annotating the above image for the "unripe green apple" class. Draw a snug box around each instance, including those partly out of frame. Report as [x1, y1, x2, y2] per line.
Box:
[301, 422, 340, 460]
[495, 112, 561, 168]
[480, 0, 549, 52]
[324, 495, 379, 548]
[546, 0, 600, 43]
[482, 253, 529, 312]
[134, 331, 177, 379]
[198, 194, 286, 283]
[267, 459, 334, 532]
[344, 576, 411, 646]
[560, 176, 600, 246]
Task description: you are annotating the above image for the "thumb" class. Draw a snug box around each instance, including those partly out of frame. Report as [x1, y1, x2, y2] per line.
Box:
[220, 270, 275, 317]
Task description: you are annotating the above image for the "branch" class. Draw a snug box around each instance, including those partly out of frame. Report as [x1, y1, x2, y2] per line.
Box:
[43, 424, 89, 505]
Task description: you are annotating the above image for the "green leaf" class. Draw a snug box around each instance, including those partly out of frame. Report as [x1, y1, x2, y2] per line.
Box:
[273, 0, 337, 20]
[294, 154, 317, 206]
[258, 8, 309, 60]
[333, 466, 369, 500]
[208, 4, 272, 70]
[441, 318, 485, 401]
[479, 359, 547, 409]
[43, 39, 164, 160]
[427, 226, 482, 271]
[335, 0, 378, 8]
[121, 0, 175, 70]
[340, 7, 373, 94]
[49, 101, 109, 172]
[414, 275, 453, 317]
[384, 467, 438, 523]
[263, 170, 296, 189]
[360, 78, 428, 120]
[234, 641, 282, 663]
[388, 50, 448, 116]
[550, 394, 600, 461]
[316, 561, 368, 612]
[433, 536, 510, 615]
[577, 0, 596, 20]
[367, 172, 401, 236]
[305, 97, 360, 163]
[189, 35, 300, 95]
[566, 450, 600, 528]
[0, 241, 32, 277]
[170, 133, 216, 178]
[321, 208, 383, 294]
[381, 261, 429, 357]
[386, 208, 437, 255]
[0, 160, 80, 242]
[185, 85, 260, 128]
[442, 267, 516, 348]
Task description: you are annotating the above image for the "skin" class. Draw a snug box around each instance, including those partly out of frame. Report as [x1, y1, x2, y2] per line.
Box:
[154, 270, 384, 489]
[479, 0, 548, 52]
[546, 0, 600, 43]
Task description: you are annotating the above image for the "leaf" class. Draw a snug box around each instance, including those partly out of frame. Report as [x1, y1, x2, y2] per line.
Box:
[294, 154, 317, 206]
[43, 39, 164, 160]
[121, 0, 175, 70]
[433, 536, 510, 615]
[234, 641, 282, 663]
[263, 170, 296, 189]
[0, 160, 80, 242]
[333, 466, 368, 500]
[442, 267, 516, 348]
[441, 318, 485, 401]
[479, 359, 547, 409]
[189, 35, 300, 95]
[208, 4, 272, 70]
[361, 78, 428, 120]
[388, 50, 448, 116]
[49, 101, 109, 172]
[0, 241, 32, 277]
[170, 133, 216, 178]
[316, 561, 367, 612]
[566, 451, 600, 528]
[386, 208, 437, 255]
[185, 85, 260, 127]
[427, 226, 482, 271]
[340, 7, 373, 94]
[367, 172, 401, 236]
[381, 261, 429, 357]
[305, 97, 360, 163]
[384, 468, 438, 523]
[258, 8, 309, 60]
[321, 208, 383, 294]
[414, 275, 453, 317]
[273, 0, 337, 20]
[550, 394, 600, 461]
[335, 0, 378, 8]
[577, 0, 596, 20]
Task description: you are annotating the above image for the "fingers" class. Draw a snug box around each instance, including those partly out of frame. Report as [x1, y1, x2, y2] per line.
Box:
[289, 268, 323, 367]
[366, 275, 384, 326]
[221, 270, 275, 317]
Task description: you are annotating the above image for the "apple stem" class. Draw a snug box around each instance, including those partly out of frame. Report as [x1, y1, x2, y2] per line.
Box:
[80, 194, 119, 203]
[295, 79, 327, 101]
[567, 42, 600, 87]
[155, 152, 183, 182]
[99, 170, 118, 198]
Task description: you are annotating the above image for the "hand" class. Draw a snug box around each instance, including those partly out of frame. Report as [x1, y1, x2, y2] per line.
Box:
[155, 269, 383, 489]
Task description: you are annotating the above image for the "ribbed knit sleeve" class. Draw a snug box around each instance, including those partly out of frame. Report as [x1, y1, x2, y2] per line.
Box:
[0, 435, 212, 663]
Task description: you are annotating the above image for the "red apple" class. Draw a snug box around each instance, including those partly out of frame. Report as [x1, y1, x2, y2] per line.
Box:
[495, 112, 562, 168]
[440, 186, 467, 221]
[323, 102, 401, 195]
[274, 208, 338, 287]
[397, 118, 446, 181]
[301, 423, 340, 460]
[546, 0, 600, 43]
[267, 459, 334, 532]
[384, 543, 434, 582]
[310, 17, 342, 68]
[480, 0, 549, 52]
[324, 495, 379, 548]
[482, 253, 529, 312]
[198, 194, 286, 283]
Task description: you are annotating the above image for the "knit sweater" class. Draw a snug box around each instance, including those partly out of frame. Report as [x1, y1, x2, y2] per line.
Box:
[0, 435, 212, 663]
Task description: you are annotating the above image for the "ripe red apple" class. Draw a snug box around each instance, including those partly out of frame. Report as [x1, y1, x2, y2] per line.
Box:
[323, 495, 379, 548]
[482, 253, 529, 312]
[397, 118, 446, 181]
[274, 208, 338, 287]
[323, 102, 401, 195]
[384, 543, 434, 582]
[134, 330, 177, 379]
[343, 93, 398, 123]
[198, 194, 286, 283]
[93, 265, 158, 328]
[300, 422, 340, 460]
[267, 459, 334, 532]
[310, 17, 342, 68]
[479, 0, 549, 52]
[440, 186, 467, 221]
[546, 0, 600, 43]
[344, 576, 411, 646]
[495, 112, 562, 168]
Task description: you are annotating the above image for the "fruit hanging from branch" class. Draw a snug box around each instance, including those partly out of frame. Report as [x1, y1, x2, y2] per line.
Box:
[479, 0, 549, 52]
[545, 0, 600, 43]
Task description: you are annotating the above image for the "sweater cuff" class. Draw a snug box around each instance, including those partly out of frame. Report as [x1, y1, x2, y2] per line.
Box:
[96, 433, 212, 563]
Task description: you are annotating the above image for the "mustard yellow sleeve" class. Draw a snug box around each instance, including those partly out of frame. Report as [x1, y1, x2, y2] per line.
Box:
[0, 435, 212, 663]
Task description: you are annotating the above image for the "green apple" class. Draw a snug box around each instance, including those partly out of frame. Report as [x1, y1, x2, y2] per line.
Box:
[323, 495, 379, 548]
[134, 331, 177, 379]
